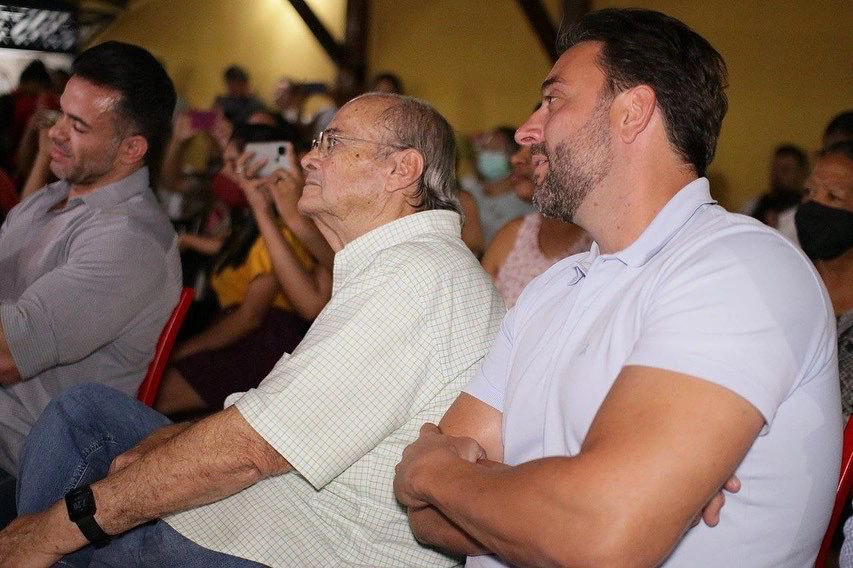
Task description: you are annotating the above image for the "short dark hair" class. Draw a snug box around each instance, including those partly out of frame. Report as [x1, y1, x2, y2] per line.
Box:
[224, 65, 249, 83]
[72, 41, 176, 176]
[558, 8, 728, 177]
[19, 60, 51, 89]
[821, 140, 853, 161]
[825, 111, 853, 143]
[774, 144, 809, 170]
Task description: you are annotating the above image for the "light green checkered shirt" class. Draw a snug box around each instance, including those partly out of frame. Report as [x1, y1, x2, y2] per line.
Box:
[165, 210, 505, 567]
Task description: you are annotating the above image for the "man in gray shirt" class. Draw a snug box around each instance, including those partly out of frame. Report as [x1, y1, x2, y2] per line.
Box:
[0, 41, 181, 478]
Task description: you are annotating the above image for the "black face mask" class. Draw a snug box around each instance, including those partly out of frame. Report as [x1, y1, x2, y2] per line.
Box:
[795, 201, 853, 260]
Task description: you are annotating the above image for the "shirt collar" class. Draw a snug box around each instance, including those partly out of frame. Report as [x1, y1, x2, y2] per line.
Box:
[333, 210, 462, 294]
[66, 167, 151, 209]
[595, 177, 716, 269]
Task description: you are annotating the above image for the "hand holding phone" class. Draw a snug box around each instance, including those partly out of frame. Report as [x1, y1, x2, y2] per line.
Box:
[244, 141, 295, 178]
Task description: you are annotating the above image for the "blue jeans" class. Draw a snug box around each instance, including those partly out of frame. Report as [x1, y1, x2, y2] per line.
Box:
[18, 383, 266, 567]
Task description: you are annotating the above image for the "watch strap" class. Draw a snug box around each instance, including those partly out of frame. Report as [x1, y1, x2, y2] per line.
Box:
[65, 486, 112, 548]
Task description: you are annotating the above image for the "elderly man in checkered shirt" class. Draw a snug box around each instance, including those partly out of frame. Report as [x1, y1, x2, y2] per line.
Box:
[0, 93, 504, 568]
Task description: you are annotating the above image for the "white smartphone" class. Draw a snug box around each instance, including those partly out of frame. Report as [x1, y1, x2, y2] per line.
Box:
[244, 141, 294, 177]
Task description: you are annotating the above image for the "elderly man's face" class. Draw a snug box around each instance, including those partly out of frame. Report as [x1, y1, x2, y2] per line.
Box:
[298, 97, 394, 224]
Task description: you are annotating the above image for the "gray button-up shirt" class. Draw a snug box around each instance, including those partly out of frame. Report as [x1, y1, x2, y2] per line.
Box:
[0, 167, 181, 473]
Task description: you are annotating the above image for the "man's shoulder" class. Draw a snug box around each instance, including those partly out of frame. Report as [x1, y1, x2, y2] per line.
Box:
[666, 205, 816, 282]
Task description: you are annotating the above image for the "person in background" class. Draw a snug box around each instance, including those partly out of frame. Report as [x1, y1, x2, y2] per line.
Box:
[794, 141, 853, 418]
[774, 112, 853, 248]
[745, 144, 809, 230]
[461, 126, 533, 245]
[824, 111, 853, 149]
[213, 65, 266, 128]
[154, 125, 330, 416]
[371, 72, 404, 95]
[481, 143, 591, 307]
[0, 60, 56, 181]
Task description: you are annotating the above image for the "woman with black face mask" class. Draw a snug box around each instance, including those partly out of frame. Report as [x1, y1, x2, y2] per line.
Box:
[795, 141, 853, 419]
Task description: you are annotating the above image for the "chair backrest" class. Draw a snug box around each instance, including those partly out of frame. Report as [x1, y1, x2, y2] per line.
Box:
[137, 287, 194, 406]
[815, 418, 853, 567]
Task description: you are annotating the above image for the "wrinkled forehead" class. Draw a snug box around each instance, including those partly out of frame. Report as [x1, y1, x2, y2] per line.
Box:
[328, 96, 391, 137]
[811, 154, 853, 187]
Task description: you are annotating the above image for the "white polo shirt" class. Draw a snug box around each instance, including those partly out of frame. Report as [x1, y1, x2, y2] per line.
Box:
[465, 178, 841, 567]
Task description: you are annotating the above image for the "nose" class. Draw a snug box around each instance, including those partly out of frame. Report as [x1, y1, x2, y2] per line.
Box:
[515, 106, 546, 146]
[300, 146, 320, 172]
[48, 115, 67, 145]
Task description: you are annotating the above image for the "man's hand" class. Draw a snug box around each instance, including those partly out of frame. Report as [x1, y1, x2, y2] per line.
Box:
[395, 423, 486, 509]
[696, 475, 740, 528]
[0, 513, 66, 568]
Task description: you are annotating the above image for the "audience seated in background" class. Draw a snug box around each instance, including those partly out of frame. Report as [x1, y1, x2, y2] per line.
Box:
[0, 41, 180, 507]
[0, 92, 503, 567]
[743, 144, 809, 235]
[481, 142, 591, 307]
[213, 65, 266, 128]
[0, 60, 56, 182]
[795, 141, 853, 419]
[461, 126, 533, 245]
[394, 9, 840, 567]
[154, 124, 330, 417]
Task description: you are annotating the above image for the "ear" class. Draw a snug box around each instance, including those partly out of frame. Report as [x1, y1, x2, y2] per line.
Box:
[118, 134, 148, 166]
[386, 148, 425, 194]
[614, 84, 657, 145]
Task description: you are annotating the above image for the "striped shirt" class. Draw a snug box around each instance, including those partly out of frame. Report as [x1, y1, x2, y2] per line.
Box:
[166, 210, 505, 567]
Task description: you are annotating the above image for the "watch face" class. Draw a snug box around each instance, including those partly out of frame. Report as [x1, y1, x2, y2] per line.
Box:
[67, 487, 96, 519]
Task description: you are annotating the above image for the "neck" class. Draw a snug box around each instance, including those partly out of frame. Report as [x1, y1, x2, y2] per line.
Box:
[313, 200, 416, 253]
[576, 158, 697, 254]
[482, 176, 514, 197]
[816, 249, 853, 314]
[67, 165, 142, 201]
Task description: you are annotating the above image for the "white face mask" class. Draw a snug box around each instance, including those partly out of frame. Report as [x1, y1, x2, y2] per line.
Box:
[476, 150, 511, 181]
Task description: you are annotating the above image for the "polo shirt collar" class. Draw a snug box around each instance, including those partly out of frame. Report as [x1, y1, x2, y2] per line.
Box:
[333, 210, 462, 293]
[584, 177, 716, 270]
[70, 167, 151, 209]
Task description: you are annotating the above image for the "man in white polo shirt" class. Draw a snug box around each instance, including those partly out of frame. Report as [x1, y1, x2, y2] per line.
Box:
[0, 93, 504, 567]
[394, 8, 841, 568]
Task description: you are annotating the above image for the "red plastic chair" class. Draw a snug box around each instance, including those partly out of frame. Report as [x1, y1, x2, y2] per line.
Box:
[137, 287, 194, 406]
[815, 419, 853, 567]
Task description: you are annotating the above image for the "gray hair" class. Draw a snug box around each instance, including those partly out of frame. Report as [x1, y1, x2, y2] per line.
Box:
[357, 93, 461, 215]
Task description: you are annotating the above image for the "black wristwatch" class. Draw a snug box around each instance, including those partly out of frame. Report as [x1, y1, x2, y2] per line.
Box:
[65, 485, 112, 548]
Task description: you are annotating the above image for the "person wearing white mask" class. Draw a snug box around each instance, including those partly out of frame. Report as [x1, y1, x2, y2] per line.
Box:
[460, 126, 533, 246]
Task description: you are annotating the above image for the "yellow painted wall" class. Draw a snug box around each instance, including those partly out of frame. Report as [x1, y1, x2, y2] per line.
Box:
[92, 0, 346, 109]
[94, 0, 851, 209]
[368, 0, 852, 209]
[367, 0, 560, 135]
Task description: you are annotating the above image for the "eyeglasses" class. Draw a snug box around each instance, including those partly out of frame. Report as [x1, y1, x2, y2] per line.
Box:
[311, 130, 407, 157]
